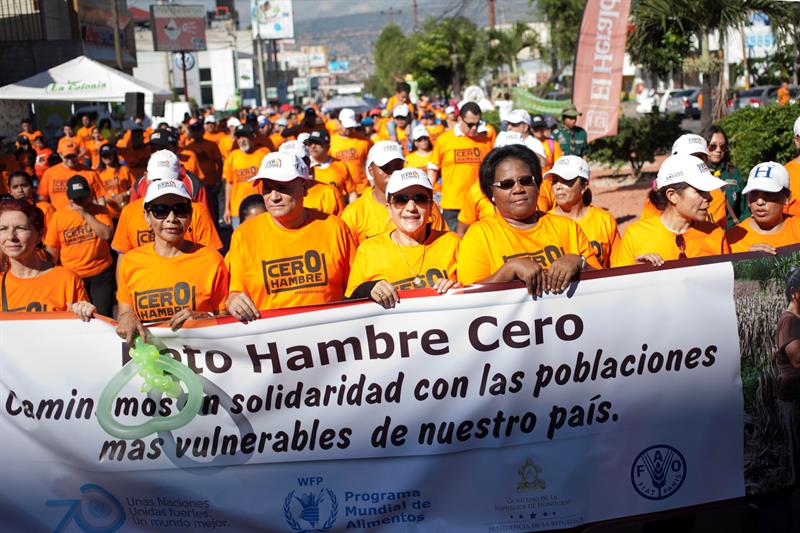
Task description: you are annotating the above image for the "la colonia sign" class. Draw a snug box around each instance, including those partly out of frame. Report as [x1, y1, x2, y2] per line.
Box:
[45, 80, 108, 93]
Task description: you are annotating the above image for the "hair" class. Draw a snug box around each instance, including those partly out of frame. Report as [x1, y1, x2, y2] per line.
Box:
[460, 101, 482, 118]
[96, 147, 120, 171]
[648, 182, 691, 210]
[98, 118, 111, 130]
[238, 194, 267, 221]
[479, 145, 542, 200]
[785, 267, 800, 303]
[0, 198, 45, 235]
[21, 118, 32, 125]
[705, 125, 734, 170]
[7, 170, 33, 188]
[580, 179, 592, 205]
[396, 82, 411, 94]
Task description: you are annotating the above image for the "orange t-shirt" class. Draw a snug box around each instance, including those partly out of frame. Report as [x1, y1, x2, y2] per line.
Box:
[36, 201, 56, 231]
[536, 177, 556, 212]
[457, 181, 495, 226]
[37, 163, 106, 210]
[329, 134, 371, 194]
[429, 129, 492, 210]
[725, 216, 800, 253]
[34, 147, 53, 179]
[425, 123, 445, 143]
[541, 138, 564, 175]
[44, 205, 113, 278]
[85, 139, 107, 169]
[269, 132, 285, 151]
[117, 243, 228, 321]
[223, 147, 269, 215]
[111, 198, 222, 253]
[386, 96, 414, 115]
[204, 131, 227, 146]
[76, 126, 95, 147]
[178, 150, 204, 181]
[304, 181, 344, 216]
[0, 266, 88, 313]
[784, 159, 800, 217]
[341, 186, 447, 245]
[457, 212, 602, 286]
[218, 135, 237, 160]
[611, 216, 730, 267]
[57, 135, 86, 155]
[640, 189, 727, 228]
[184, 138, 223, 186]
[551, 206, 620, 268]
[228, 210, 356, 310]
[0, 153, 19, 191]
[97, 165, 133, 218]
[311, 159, 353, 196]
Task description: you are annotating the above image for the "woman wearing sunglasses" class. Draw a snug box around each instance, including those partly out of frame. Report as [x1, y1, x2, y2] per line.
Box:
[0, 198, 95, 320]
[707, 125, 747, 227]
[726, 162, 800, 254]
[458, 144, 601, 296]
[116, 179, 229, 344]
[547, 155, 620, 269]
[612, 154, 729, 268]
[346, 168, 460, 308]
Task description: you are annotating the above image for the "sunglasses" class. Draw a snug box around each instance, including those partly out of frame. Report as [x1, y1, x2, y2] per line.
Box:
[675, 234, 687, 259]
[390, 193, 432, 207]
[708, 142, 727, 151]
[492, 176, 536, 190]
[462, 120, 481, 131]
[146, 203, 192, 220]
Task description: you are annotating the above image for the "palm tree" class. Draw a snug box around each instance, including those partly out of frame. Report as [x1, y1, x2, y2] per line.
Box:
[484, 21, 541, 90]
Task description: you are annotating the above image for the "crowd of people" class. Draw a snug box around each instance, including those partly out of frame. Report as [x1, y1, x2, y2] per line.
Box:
[2, 80, 800, 343]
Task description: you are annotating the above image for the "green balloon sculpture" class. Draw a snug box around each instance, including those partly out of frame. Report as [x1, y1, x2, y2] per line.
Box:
[97, 336, 203, 439]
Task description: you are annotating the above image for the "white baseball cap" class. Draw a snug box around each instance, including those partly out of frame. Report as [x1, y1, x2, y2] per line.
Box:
[655, 154, 726, 191]
[226, 117, 241, 129]
[742, 161, 790, 194]
[275, 117, 288, 126]
[296, 132, 310, 144]
[250, 151, 310, 183]
[204, 115, 217, 124]
[393, 104, 411, 118]
[339, 108, 358, 129]
[507, 109, 531, 126]
[671, 134, 709, 157]
[412, 124, 430, 141]
[386, 167, 433, 195]
[366, 141, 405, 183]
[279, 139, 309, 159]
[144, 178, 191, 205]
[793, 116, 800, 137]
[445, 106, 456, 115]
[544, 155, 590, 181]
[493, 131, 547, 166]
[146, 150, 180, 182]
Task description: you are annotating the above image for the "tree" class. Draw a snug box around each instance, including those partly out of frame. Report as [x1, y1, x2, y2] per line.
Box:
[408, 17, 486, 98]
[535, 0, 587, 93]
[627, 4, 692, 81]
[484, 22, 541, 90]
[366, 24, 410, 98]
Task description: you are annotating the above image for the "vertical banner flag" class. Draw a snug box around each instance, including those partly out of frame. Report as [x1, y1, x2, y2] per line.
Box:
[572, 0, 632, 142]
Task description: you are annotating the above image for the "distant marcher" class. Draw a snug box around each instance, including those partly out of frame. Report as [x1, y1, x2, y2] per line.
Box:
[554, 105, 588, 159]
[706, 125, 747, 227]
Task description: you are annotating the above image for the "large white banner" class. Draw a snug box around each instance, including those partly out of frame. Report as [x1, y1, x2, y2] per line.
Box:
[0, 263, 743, 532]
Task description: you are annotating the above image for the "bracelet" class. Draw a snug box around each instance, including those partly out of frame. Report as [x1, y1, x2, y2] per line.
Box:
[578, 254, 587, 270]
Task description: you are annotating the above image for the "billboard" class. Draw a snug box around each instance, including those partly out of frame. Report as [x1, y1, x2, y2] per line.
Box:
[150, 5, 207, 52]
[328, 60, 350, 74]
[252, 0, 294, 40]
[237, 58, 255, 90]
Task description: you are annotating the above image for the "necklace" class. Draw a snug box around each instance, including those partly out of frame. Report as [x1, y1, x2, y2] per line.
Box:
[392, 229, 428, 287]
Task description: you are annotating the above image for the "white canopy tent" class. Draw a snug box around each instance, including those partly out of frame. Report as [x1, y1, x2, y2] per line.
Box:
[0, 56, 171, 106]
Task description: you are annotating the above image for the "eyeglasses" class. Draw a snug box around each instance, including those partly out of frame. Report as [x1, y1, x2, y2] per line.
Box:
[390, 193, 431, 207]
[492, 176, 536, 190]
[146, 203, 192, 220]
[675, 234, 687, 259]
[462, 119, 481, 131]
[708, 142, 727, 152]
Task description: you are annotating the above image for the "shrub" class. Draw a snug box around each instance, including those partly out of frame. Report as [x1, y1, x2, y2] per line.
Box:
[588, 113, 684, 178]
[719, 103, 800, 177]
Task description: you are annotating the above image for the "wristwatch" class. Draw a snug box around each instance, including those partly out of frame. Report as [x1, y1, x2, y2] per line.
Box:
[578, 254, 587, 270]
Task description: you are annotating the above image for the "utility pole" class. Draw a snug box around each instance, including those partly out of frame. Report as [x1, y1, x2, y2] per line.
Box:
[255, 38, 266, 105]
[380, 7, 401, 25]
[412, 0, 418, 30]
[110, 0, 123, 69]
[488, 0, 495, 29]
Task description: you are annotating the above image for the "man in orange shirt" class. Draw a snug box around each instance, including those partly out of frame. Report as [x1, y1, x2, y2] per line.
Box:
[76, 114, 95, 149]
[44, 175, 115, 316]
[218, 117, 241, 160]
[330, 108, 372, 195]
[58, 124, 87, 160]
[777, 80, 791, 106]
[270, 118, 288, 150]
[386, 82, 414, 116]
[18, 118, 43, 146]
[203, 115, 227, 145]
[306, 130, 355, 202]
[223, 124, 269, 227]
[226, 151, 356, 319]
[378, 104, 412, 151]
[185, 121, 224, 222]
[37, 140, 106, 210]
[427, 101, 492, 230]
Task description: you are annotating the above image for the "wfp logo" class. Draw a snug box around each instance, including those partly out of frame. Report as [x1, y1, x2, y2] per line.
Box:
[631, 445, 687, 500]
[46, 483, 125, 532]
[284, 488, 338, 532]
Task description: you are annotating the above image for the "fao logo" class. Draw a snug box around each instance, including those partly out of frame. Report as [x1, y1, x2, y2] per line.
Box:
[631, 445, 687, 500]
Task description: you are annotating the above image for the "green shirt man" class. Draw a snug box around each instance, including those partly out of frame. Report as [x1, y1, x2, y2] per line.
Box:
[555, 105, 588, 158]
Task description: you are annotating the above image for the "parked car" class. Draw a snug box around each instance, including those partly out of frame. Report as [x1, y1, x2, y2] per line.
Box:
[736, 85, 797, 109]
[658, 89, 686, 113]
[664, 88, 701, 118]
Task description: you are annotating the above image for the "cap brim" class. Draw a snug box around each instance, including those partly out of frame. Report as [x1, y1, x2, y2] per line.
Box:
[386, 181, 433, 195]
[742, 178, 785, 195]
[543, 168, 581, 180]
[685, 174, 726, 192]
